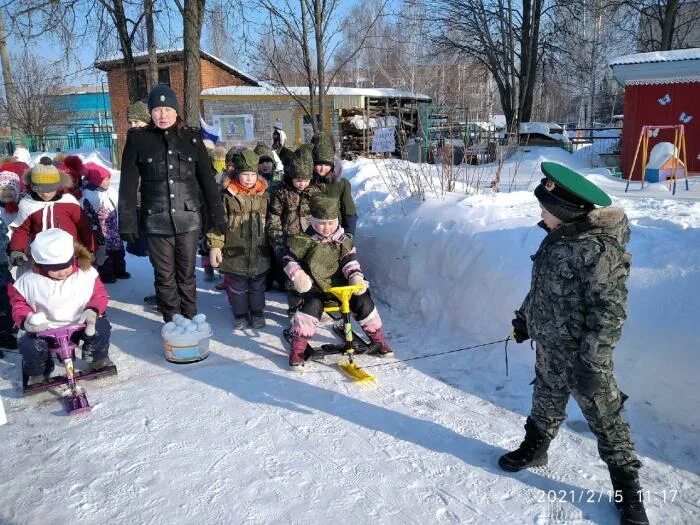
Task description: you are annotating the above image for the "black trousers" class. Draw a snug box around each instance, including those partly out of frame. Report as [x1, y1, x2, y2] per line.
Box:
[225, 272, 267, 317]
[98, 247, 127, 280]
[146, 230, 200, 321]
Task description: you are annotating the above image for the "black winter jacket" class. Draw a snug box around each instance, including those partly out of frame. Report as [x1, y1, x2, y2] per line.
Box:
[119, 124, 225, 236]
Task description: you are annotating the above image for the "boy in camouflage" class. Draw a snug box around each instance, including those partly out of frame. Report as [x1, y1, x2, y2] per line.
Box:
[500, 162, 648, 525]
[283, 195, 393, 370]
[267, 147, 324, 315]
[208, 149, 271, 330]
[311, 132, 358, 236]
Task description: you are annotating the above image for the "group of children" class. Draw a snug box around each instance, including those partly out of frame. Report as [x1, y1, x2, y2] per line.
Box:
[0, 148, 123, 385]
[204, 131, 393, 370]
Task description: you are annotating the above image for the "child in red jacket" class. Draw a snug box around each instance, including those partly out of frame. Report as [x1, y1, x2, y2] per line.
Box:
[8, 228, 112, 386]
[9, 158, 97, 269]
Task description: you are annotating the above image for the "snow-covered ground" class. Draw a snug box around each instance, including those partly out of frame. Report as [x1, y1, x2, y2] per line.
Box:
[1, 148, 699, 524]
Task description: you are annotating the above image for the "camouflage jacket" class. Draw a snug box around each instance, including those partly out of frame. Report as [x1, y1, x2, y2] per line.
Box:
[207, 178, 271, 278]
[286, 229, 358, 291]
[267, 179, 324, 259]
[520, 207, 631, 359]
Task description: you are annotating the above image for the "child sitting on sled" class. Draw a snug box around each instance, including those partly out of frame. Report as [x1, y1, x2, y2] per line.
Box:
[283, 195, 393, 370]
[8, 228, 113, 386]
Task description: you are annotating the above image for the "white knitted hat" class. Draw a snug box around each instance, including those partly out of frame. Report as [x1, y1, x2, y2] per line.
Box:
[30, 228, 74, 265]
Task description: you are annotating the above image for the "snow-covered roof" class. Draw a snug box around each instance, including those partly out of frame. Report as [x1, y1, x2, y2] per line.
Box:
[610, 48, 700, 84]
[94, 49, 260, 86]
[201, 84, 431, 101]
[609, 48, 700, 66]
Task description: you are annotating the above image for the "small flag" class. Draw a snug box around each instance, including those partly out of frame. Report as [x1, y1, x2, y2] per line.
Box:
[200, 116, 221, 143]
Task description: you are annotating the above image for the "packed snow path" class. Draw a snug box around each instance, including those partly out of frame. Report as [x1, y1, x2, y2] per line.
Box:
[0, 257, 698, 524]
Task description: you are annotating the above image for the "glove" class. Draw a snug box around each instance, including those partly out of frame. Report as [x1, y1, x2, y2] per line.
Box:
[348, 273, 368, 295]
[94, 245, 107, 266]
[77, 309, 98, 337]
[24, 312, 49, 333]
[10, 251, 28, 268]
[291, 270, 312, 293]
[209, 247, 223, 268]
[511, 311, 529, 343]
[121, 233, 139, 244]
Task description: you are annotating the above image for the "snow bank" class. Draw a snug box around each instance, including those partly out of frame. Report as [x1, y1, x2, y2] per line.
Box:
[347, 150, 700, 432]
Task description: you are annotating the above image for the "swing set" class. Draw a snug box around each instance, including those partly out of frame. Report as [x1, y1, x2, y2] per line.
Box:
[624, 124, 689, 195]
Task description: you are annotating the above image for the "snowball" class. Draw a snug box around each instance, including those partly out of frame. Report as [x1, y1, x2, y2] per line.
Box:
[196, 322, 211, 335]
[192, 314, 206, 324]
[173, 314, 186, 325]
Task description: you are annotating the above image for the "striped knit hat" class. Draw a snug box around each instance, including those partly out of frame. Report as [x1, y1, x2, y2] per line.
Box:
[28, 158, 62, 192]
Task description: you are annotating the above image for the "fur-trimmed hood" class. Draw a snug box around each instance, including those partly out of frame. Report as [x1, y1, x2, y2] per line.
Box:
[551, 206, 630, 247]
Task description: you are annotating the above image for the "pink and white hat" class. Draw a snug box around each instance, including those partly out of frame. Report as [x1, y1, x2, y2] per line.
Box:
[0, 170, 21, 196]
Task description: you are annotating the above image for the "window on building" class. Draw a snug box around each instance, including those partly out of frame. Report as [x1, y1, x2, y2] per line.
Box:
[158, 67, 170, 86]
[135, 70, 148, 102]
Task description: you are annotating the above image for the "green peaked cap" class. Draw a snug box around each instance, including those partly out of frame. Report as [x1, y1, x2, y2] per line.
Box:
[310, 194, 339, 220]
[541, 162, 612, 207]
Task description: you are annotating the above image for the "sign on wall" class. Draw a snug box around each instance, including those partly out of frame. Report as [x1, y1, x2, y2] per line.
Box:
[371, 127, 396, 153]
[213, 114, 255, 142]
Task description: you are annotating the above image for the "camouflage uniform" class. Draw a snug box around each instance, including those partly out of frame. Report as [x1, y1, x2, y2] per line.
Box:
[519, 207, 640, 472]
[311, 133, 358, 236]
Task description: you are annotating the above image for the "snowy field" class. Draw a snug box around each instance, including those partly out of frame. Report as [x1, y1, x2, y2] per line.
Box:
[1, 148, 699, 524]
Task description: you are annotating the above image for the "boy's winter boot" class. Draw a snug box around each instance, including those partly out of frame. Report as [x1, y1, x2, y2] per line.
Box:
[288, 335, 308, 371]
[498, 417, 551, 472]
[233, 315, 248, 330]
[204, 266, 215, 282]
[250, 311, 266, 329]
[364, 328, 394, 357]
[609, 464, 649, 525]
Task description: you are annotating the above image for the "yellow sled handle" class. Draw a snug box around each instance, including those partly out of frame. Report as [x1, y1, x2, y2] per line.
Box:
[324, 285, 364, 315]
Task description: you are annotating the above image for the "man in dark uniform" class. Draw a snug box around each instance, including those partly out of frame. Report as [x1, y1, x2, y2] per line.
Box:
[500, 162, 648, 525]
[119, 84, 226, 322]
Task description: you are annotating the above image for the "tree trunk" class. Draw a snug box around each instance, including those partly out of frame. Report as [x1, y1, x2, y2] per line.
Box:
[313, 0, 325, 132]
[300, 0, 316, 133]
[111, 0, 141, 103]
[183, 0, 205, 127]
[145, 0, 158, 88]
[660, 0, 680, 50]
[0, 10, 17, 135]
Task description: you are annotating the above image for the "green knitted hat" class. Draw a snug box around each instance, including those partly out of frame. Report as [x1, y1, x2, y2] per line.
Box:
[230, 148, 259, 173]
[290, 146, 313, 180]
[126, 101, 150, 123]
[312, 132, 335, 165]
[310, 194, 339, 220]
[253, 143, 274, 163]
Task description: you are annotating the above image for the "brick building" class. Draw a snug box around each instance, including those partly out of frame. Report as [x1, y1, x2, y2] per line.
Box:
[94, 49, 259, 159]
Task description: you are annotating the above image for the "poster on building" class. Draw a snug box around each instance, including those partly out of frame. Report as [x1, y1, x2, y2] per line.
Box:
[212, 114, 255, 142]
[371, 127, 396, 153]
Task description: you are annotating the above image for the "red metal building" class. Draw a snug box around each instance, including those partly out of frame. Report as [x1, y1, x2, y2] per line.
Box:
[610, 49, 700, 180]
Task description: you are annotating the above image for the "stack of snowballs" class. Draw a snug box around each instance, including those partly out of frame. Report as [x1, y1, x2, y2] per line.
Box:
[161, 313, 212, 340]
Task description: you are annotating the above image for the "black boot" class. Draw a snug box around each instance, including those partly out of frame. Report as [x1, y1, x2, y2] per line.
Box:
[498, 417, 551, 472]
[609, 464, 649, 525]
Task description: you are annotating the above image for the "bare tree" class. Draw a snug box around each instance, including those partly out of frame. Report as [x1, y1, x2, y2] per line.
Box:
[430, 0, 549, 130]
[145, 0, 158, 87]
[255, 0, 388, 133]
[0, 52, 66, 136]
[173, 0, 206, 127]
[0, 9, 17, 134]
[621, 0, 700, 50]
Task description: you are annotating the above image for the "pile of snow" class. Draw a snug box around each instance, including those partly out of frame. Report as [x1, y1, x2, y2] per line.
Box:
[347, 149, 700, 432]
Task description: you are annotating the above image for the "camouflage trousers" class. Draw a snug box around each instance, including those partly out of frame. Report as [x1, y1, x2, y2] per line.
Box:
[529, 343, 640, 472]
